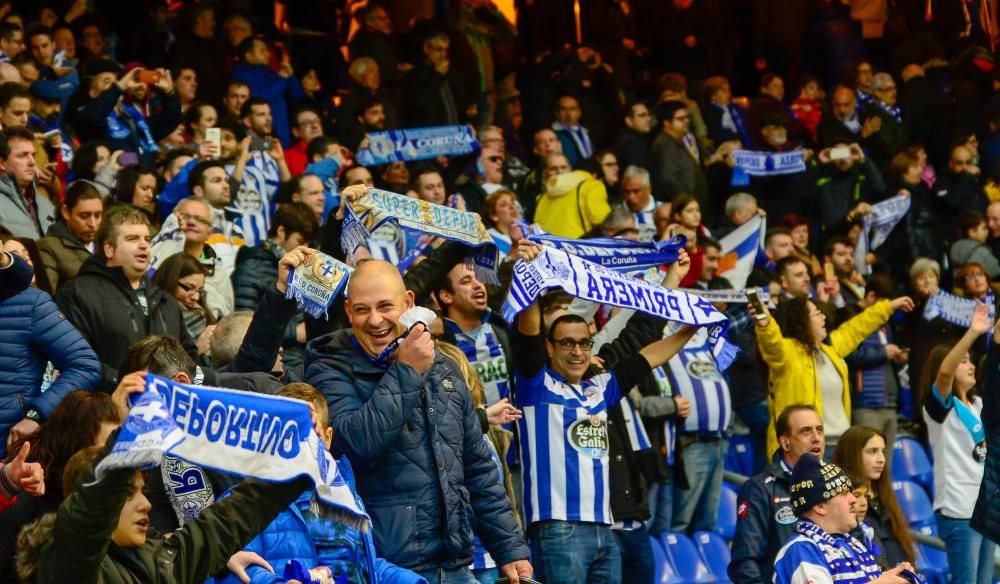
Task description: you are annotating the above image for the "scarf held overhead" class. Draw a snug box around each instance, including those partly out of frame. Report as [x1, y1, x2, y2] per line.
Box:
[356, 125, 479, 166]
[526, 232, 686, 272]
[853, 193, 910, 275]
[502, 246, 735, 368]
[341, 188, 499, 284]
[732, 150, 806, 176]
[95, 374, 369, 528]
[285, 252, 354, 320]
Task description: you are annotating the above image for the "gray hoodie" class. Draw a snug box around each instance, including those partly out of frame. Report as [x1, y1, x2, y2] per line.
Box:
[950, 238, 1000, 278]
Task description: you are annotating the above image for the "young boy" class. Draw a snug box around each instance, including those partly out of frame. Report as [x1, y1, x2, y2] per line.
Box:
[216, 382, 427, 584]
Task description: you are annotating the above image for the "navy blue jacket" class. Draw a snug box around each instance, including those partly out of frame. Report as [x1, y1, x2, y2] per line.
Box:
[0, 254, 100, 456]
[729, 460, 797, 584]
[305, 330, 528, 572]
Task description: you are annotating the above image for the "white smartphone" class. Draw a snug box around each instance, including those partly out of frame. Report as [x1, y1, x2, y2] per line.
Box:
[205, 128, 221, 158]
[829, 146, 852, 161]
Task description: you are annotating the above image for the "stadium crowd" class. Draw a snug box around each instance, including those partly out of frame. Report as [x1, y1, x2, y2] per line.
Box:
[3, 0, 1000, 583]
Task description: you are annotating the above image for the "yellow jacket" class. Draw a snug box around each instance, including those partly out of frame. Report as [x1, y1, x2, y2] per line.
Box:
[757, 300, 894, 456]
[534, 170, 611, 238]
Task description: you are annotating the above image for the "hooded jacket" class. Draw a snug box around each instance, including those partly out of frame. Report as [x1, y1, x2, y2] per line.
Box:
[55, 257, 196, 391]
[0, 173, 55, 240]
[533, 170, 611, 238]
[729, 459, 796, 584]
[36, 220, 93, 293]
[305, 330, 528, 572]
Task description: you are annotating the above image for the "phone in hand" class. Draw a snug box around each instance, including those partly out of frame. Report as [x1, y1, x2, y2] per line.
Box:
[249, 133, 272, 152]
[138, 69, 161, 85]
[824, 261, 836, 282]
[746, 288, 767, 321]
[204, 128, 221, 158]
[829, 146, 852, 161]
[118, 152, 139, 167]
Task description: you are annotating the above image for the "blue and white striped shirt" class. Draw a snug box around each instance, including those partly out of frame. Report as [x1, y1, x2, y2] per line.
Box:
[227, 152, 281, 246]
[446, 314, 509, 406]
[517, 367, 624, 525]
[665, 331, 732, 434]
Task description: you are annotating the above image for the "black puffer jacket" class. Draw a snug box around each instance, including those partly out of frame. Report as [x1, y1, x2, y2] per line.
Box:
[305, 330, 528, 572]
[55, 257, 196, 391]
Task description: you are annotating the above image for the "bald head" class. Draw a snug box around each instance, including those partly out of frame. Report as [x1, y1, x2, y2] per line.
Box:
[831, 86, 856, 121]
[345, 260, 414, 357]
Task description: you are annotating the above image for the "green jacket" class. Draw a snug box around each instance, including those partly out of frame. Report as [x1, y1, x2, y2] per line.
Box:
[37, 461, 311, 584]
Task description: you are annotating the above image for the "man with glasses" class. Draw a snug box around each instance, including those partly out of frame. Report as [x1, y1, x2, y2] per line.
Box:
[615, 100, 654, 172]
[651, 100, 709, 211]
[861, 72, 904, 169]
[511, 241, 697, 584]
[149, 197, 235, 318]
[285, 104, 325, 176]
[617, 165, 658, 241]
[456, 145, 508, 216]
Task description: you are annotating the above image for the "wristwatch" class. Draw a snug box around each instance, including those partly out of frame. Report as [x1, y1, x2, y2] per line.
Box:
[24, 408, 43, 423]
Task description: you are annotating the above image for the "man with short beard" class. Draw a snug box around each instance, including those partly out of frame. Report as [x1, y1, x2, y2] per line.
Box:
[57, 205, 196, 391]
[28, 80, 76, 166]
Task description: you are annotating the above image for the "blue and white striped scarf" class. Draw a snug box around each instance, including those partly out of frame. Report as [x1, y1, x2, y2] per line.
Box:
[342, 188, 499, 284]
[732, 149, 807, 176]
[923, 290, 995, 327]
[502, 247, 735, 368]
[526, 233, 686, 272]
[96, 374, 369, 528]
[795, 519, 883, 584]
[853, 194, 910, 275]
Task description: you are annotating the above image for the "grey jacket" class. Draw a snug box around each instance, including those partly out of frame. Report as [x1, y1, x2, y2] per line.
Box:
[0, 173, 54, 239]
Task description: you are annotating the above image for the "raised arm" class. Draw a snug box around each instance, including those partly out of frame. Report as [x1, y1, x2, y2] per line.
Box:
[935, 303, 992, 402]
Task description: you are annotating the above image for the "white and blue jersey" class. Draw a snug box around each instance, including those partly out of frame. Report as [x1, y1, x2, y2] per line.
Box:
[773, 529, 882, 584]
[446, 314, 510, 406]
[472, 435, 504, 570]
[665, 331, 732, 435]
[517, 368, 623, 525]
[651, 365, 676, 466]
[227, 151, 280, 246]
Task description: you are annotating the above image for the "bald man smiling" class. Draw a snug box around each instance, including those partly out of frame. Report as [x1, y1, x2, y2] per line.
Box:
[305, 258, 532, 584]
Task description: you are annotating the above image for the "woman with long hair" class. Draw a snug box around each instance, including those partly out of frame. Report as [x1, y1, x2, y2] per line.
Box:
[112, 164, 161, 231]
[668, 194, 710, 287]
[152, 253, 216, 358]
[832, 426, 915, 568]
[0, 390, 120, 577]
[750, 293, 913, 458]
[919, 304, 995, 584]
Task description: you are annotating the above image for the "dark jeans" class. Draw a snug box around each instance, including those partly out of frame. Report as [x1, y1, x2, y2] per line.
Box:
[414, 566, 479, 584]
[736, 400, 771, 474]
[529, 520, 622, 584]
[614, 525, 655, 584]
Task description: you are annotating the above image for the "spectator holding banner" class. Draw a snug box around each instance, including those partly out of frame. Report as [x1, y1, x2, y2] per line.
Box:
[511, 240, 697, 584]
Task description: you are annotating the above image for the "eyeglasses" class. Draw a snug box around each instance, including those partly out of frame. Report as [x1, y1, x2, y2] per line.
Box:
[552, 337, 594, 351]
[177, 212, 211, 226]
[298, 118, 321, 127]
[177, 282, 206, 296]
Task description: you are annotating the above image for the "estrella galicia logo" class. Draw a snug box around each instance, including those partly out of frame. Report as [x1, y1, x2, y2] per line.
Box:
[124, 391, 174, 436]
[567, 416, 609, 459]
[775, 506, 796, 525]
[686, 359, 722, 380]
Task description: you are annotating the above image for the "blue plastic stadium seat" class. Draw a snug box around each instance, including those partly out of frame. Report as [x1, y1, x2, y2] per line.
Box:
[693, 530, 733, 583]
[912, 524, 950, 584]
[893, 437, 934, 496]
[892, 480, 935, 531]
[661, 532, 715, 583]
[725, 435, 754, 477]
[650, 535, 684, 584]
[714, 482, 739, 541]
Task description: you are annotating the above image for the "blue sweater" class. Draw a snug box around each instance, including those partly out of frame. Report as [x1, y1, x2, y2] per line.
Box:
[230, 62, 304, 147]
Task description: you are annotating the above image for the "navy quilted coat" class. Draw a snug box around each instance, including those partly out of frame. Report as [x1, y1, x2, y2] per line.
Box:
[0, 256, 100, 456]
[305, 330, 528, 572]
